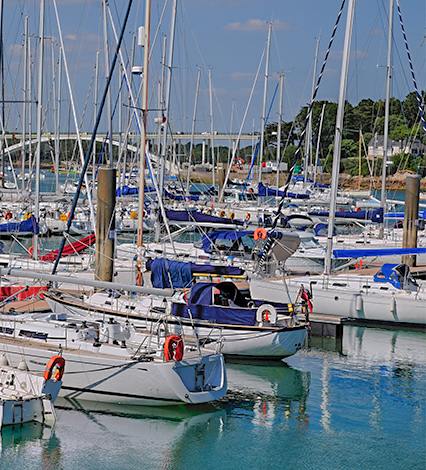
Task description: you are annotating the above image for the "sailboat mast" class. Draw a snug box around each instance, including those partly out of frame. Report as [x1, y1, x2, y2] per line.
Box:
[209, 68, 215, 194]
[159, 0, 177, 198]
[324, 0, 355, 275]
[34, 0, 45, 261]
[22, 15, 28, 192]
[258, 22, 272, 186]
[136, 0, 151, 286]
[0, 0, 4, 186]
[380, 0, 394, 237]
[103, 0, 113, 167]
[275, 71, 284, 203]
[304, 37, 320, 188]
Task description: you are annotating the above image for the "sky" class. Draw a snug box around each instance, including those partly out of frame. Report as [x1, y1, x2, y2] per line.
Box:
[2, 0, 426, 138]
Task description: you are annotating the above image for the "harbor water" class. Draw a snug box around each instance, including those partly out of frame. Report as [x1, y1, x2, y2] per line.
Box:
[1, 325, 424, 470]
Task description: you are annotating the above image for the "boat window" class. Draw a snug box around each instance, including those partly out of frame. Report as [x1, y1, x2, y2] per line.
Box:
[379, 286, 389, 290]
[331, 282, 347, 287]
[0, 327, 13, 334]
[299, 237, 321, 249]
[18, 330, 48, 340]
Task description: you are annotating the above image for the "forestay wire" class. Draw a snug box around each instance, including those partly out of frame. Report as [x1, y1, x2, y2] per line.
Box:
[257, 0, 347, 271]
[395, 0, 426, 140]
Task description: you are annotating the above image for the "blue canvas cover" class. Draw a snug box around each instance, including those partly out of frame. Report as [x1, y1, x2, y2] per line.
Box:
[147, 258, 244, 288]
[171, 281, 256, 325]
[309, 207, 384, 223]
[0, 215, 39, 234]
[149, 258, 192, 288]
[257, 182, 310, 199]
[200, 230, 253, 253]
[165, 209, 243, 225]
[373, 264, 402, 289]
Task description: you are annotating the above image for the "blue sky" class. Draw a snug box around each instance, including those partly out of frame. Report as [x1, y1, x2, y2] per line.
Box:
[2, 0, 426, 137]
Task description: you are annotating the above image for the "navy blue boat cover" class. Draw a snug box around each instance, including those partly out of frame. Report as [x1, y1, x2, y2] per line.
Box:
[147, 258, 244, 288]
[165, 209, 244, 225]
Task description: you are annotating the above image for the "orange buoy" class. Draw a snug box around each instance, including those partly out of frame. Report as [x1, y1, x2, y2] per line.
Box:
[254, 227, 267, 241]
[164, 335, 184, 361]
[44, 355, 66, 381]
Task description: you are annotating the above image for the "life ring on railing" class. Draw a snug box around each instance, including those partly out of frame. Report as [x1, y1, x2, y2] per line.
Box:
[254, 227, 267, 241]
[205, 209, 212, 215]
[245, 213, 251, 221]
[229, 212, 235, 220]
[4, 211, 12, 220]
[23, 212, 32, 221]
[256, 304, 277, 324]
[60, 213, 68, 221]
[219, 210, 226, 218]
[130, 211, 138, 219]
[164, 335, 184, 361]
[355, 206, 361, 212]
[44, 355, 66, 381]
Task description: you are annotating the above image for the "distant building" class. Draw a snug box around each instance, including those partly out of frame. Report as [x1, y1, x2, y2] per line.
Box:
[402, 138, 426, 157]
[368, 135, 426, 159]
[367, 135, 402, 159]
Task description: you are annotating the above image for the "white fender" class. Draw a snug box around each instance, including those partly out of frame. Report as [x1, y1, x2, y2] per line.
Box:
[256, 304, 277, 324]
[390, 294, 396, 314]
[355, 294, 363, 312]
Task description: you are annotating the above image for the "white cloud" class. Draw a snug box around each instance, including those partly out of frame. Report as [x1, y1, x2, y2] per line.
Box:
[230, 72, 256, 80]
[224, 19, 292, 32]
[65, 34, 78, 41]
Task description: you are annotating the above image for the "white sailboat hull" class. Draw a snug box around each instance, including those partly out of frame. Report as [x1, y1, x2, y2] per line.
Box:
[0, 340, 226, 406]
[250, 277, 426, 325]
[44, 292, 307, 359]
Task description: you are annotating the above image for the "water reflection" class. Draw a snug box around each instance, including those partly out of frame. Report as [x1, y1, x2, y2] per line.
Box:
[0, 326, 423, 470]
[219, 360, 311, 431]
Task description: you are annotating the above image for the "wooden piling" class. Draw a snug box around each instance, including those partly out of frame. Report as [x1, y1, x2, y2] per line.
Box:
[95, 167, 116, 283]
[402, 174, 420, 267]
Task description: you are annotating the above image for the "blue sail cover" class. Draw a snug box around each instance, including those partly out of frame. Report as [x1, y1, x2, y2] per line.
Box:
[165, 209, 244, 225]
[0, 215, 39, 234]
[147, 258, 244, 288]
[385, 211, 426, 219]
[333, 247, 426, 258]
[309, 207, 384, 223]
[257, 182, 310, 199]
[148, 258, 192, 288]
[164, 189, 200, 201]
[115, 186, 156, 196]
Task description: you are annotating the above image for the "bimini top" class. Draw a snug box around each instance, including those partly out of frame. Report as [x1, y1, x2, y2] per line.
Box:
[373, 263, 419, 291]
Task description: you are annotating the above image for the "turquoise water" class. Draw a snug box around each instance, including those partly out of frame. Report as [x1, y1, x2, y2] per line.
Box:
[1, 325, 424, 470]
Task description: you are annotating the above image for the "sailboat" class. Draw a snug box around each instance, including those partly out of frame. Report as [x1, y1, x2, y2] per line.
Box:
[249, 0, 426, 327]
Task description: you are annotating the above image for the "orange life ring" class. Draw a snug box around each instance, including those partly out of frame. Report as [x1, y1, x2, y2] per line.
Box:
[44, 355, 66, 381]
[254, 227, 267, 241]
[245, 213, 251, 221]
[164, 335, 184, 361]
[355, 206, 361, 212]
[28, 246, 40, 258]
[4, 211, 12, 220]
